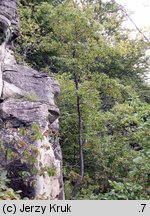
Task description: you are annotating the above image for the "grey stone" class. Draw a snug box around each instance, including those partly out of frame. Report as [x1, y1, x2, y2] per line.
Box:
[0, 0, 19, 41]
[2, 81, 26, 98]
[3, 64, 60, 108]
[0, 0, 64, 200]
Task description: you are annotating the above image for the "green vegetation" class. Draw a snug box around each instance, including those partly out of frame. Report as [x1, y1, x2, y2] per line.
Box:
[1, 0, 149, 199]
[0, 124, 56, 199]
[0, 168, 21, 200]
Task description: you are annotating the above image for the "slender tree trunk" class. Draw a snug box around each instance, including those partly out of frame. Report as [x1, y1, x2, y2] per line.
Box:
[72, 74, 84, 198]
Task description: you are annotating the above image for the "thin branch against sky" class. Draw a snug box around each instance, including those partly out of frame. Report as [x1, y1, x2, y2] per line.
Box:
[112, 0, 150, 43]
[102, 0, 150, 43]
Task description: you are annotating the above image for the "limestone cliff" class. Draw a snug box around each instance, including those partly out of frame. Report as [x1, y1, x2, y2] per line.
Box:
[0, 0, 64, 199]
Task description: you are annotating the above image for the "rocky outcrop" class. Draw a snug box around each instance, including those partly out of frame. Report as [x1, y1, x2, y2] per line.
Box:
[0, 0, 64, 199]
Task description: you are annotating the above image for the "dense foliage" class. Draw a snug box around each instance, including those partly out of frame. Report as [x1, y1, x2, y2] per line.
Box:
[1, 0, 150, 199]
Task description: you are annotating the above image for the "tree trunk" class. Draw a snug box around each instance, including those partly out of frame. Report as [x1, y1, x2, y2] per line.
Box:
[72, 74, 84, 198]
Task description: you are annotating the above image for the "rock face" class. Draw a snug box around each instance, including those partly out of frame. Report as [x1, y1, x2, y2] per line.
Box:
[0, 0, 64, 199]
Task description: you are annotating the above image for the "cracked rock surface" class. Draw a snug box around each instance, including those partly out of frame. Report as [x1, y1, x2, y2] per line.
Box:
[0, 0, 64, 199]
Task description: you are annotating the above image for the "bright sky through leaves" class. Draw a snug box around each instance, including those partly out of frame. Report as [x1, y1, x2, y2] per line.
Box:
[104, 0, 150, 28]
